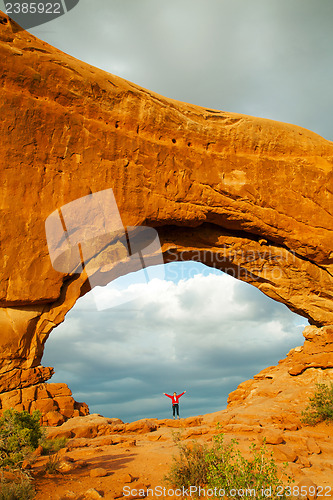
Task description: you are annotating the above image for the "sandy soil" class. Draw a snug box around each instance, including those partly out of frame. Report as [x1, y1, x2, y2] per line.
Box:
[29, 414, 333, 500]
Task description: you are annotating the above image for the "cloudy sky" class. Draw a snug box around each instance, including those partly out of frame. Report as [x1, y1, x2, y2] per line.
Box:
[41, 265, 307, 421]
[6, 0, 332, 421]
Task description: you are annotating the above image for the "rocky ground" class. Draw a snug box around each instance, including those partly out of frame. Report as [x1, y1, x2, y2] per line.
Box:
[0, 11, 332, 500]
[25, 325, 333, 499]
[28, 406, 333, 500]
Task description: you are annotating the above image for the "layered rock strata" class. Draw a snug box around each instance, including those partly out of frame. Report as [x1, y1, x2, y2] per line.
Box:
[0, 11, 332, 421]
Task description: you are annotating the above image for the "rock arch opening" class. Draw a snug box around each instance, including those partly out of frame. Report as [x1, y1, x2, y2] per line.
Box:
[0, 13, 332, 424]
[42, 261, 307, 422]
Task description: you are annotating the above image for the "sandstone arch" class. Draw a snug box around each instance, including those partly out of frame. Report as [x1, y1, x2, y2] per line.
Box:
[0, 12, 332, 422]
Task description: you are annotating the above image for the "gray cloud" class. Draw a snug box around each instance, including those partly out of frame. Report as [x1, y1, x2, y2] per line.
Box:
[24, 0, 333, 140]
[43, 269, 306, 421]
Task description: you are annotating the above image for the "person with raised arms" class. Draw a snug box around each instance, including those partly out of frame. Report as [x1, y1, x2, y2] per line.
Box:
[163, 391, 186, 419]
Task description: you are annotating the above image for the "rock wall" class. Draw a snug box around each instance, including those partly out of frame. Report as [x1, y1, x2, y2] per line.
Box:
[0, 11, 332, 423]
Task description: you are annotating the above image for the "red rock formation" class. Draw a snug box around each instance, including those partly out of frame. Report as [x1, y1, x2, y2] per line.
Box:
[0, 11, 332, 421]
[227, 325, 333, 418]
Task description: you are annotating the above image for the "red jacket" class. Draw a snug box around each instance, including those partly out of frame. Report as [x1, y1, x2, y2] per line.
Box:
[164, 392, 185, 405]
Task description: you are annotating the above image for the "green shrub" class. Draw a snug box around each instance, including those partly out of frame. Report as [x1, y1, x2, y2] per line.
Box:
[0, 409, 42, 468]
[165, 431, 293, 499]
[0, 475, 35, 500]
[39, 436, 68, 455]
[301, 382, 333, 425]
[165, 439, 210, 488]
[206, 434, 292, 499]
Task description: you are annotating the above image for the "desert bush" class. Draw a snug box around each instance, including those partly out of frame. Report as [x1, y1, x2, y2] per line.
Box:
[0, 409, 42, 468]
[0, 474, 35, 500]
[165, 439, 210, 488]
[40, 436, 68, 455]
[165, 431, 293, 499]
[44, 452, 61, 474]
[39, 436, 67, 475]
[206, 434, 292, 499]
[301, 382, 333, 425]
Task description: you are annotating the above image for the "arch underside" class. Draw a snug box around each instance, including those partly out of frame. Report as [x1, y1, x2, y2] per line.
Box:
[73, 222, 332, 325]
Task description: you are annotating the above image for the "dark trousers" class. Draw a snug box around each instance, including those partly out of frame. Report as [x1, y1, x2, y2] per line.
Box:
[172, 404, 179, 417]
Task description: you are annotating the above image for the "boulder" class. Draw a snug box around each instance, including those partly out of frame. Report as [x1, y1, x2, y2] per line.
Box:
[44, 411, 66, 427]
[306, 437, 321, 455]
[273, 444, 298, 462]
[297, 478, 318, 500]
[46, 414, 124, 439]
[125, 419, 158, 434]
[89, 467, 108, 478]
[84, 489, 104, 500]
[261, 428, 284, 445]
[182, 416, 203, 427]
[59, 492, 77, 500]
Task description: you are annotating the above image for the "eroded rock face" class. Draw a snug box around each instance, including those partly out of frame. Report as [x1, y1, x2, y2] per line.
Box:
[227, 325, 333, 415]
[0, 12, 332, 420]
